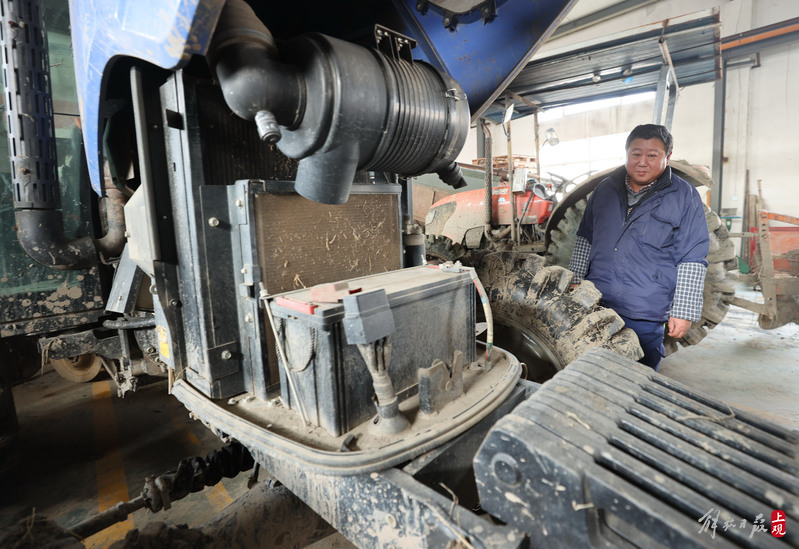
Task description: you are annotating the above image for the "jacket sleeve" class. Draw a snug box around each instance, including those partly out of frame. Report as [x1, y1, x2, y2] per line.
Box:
[672, 186, 709, 267]
[575, 190, 596, 244]
[569, 189, 598, 283]
[669, 185, 710, 321]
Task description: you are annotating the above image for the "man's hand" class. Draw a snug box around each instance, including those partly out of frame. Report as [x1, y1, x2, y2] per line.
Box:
[667, 317, 692, 339]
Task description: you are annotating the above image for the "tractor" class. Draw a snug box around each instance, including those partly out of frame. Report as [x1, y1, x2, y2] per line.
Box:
[1, 0, 796, 547]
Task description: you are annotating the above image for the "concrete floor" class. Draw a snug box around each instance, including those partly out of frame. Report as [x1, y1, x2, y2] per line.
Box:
[0, 374, 252, 547]
[659, 284, 799, 431]
[0, 282, 796, 547]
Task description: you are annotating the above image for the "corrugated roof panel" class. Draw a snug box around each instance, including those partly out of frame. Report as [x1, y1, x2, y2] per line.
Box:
[483, 9, 721, 121]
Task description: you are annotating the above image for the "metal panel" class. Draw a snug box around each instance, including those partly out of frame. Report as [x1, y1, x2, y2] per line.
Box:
[69, 0, 223, 195]
[391, 0, 579, 121]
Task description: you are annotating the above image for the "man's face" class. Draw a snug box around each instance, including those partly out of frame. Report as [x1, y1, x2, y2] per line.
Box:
[625, 138, 671, 187]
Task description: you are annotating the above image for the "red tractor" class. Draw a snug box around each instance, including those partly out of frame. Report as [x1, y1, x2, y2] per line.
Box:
[424, 178, 556, 259]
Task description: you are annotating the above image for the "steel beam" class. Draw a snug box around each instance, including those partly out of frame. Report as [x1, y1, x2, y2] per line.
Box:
[710, 61, 726, 215]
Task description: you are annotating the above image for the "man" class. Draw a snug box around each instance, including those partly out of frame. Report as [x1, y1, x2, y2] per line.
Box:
[568, 124, 709, 370]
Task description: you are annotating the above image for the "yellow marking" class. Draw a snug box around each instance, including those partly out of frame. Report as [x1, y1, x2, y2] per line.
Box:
[172, 409, 234, 513]
[206, 482, 234, 511]
[157, 326, 171, 360]
[184, 431, 201, 446]
[84, 381, 134, 548]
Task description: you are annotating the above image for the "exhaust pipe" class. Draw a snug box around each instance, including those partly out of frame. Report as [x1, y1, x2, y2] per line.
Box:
[1, 0, 100, 269]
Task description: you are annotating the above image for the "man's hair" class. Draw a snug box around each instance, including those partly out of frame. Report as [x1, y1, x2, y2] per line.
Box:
[625, 124, 673, 155]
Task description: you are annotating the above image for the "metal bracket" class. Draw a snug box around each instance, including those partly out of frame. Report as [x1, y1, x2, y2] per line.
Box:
[653, 37, 680, 129]
[653, 64, 678, 129]
[374, 25, 416, 63]
[418, 350, 464, 415]
[39, 330, 123, 360]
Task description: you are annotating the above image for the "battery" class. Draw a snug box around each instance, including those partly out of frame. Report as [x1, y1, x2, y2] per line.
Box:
[269, 266, 475, 436]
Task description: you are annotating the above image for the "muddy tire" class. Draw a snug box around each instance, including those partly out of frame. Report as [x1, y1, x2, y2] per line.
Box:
[545, 196, 589, 268]
[51, 353, 103, 383]
[477, 252, 642, 382]
[424, 234, 467, 263]
[544, 199, 739, 356]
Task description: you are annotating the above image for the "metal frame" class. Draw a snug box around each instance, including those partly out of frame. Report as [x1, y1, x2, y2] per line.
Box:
[653, 38, 680, 129]
[175, 380, 534, 547]
[728, 211, 799, 327]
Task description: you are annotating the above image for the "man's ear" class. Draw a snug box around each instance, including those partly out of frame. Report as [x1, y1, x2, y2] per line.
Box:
[666, 152, 672, 164]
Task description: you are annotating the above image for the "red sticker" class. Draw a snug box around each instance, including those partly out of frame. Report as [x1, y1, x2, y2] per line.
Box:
[771, 510, 786, 538]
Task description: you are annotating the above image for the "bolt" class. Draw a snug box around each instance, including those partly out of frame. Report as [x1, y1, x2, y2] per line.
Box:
[245, 313, 253, 323]
[147, 346, 156, 354]
[235, 199, 244, 208]
[221, 350, 232, 360]
[492, 453, 521, 486]
[208, 217, 220, 227]
[255, 110, 281, 144]
[169, 299, 181, 307]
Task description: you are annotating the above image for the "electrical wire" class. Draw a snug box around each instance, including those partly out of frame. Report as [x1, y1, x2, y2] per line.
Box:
[259, 283, 311, 425]
[427, 264, 494, 369]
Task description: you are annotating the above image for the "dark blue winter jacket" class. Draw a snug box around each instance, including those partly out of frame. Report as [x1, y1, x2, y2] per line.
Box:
[576, 166, 709, 322]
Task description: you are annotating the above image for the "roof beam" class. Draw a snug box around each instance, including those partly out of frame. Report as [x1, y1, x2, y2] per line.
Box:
[551, 0, 660, 39]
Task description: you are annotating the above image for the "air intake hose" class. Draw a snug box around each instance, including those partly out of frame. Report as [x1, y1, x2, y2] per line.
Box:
[1, 0, 97, 269]
[209, 0, 469, 205]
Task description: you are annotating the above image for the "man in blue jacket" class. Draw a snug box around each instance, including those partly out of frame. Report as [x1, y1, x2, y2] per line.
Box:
[568, 124, 709, 370]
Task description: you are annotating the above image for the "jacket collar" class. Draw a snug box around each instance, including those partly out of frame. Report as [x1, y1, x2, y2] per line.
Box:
[611, 165, 673, 194]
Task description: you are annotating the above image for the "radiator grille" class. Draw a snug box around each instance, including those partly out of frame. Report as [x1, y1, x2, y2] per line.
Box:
[254, 191, 402, 294]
